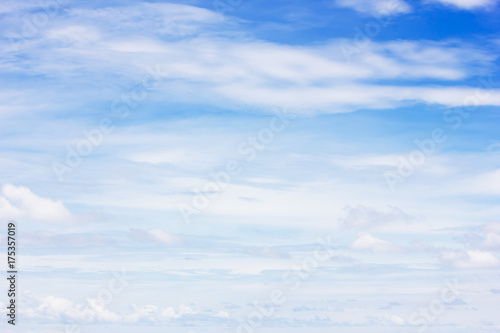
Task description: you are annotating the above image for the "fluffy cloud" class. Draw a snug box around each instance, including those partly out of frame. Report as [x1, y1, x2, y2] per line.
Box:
[351, 233, 400, 252]
[23, 295, 227, 325]
[482, 232, 500, 249]
[440, 249, 500, 268]
[340, 205, 416, 230]
[0, 184, 73, 223]
[463, 222, 500, 249]
[25, 296, 120, 323]
[484, 222, 500, 233]
[127, 303, 228, 324]
[384, 312, 406, 325]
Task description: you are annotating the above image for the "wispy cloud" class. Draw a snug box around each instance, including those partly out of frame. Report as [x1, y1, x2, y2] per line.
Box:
[2, 3, 499, 115]
[129, 228, 183, 246]
[430, 0, 498, 10]
[2, 1, 500, 331]
[335, 0, 412, 16]
[340, 205, 417, 230]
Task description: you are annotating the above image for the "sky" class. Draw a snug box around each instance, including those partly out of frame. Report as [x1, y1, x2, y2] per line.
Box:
[1, 0, 500, 332]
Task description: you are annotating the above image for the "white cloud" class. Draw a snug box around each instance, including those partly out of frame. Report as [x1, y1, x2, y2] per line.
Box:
[479, 223, 500, 249]
[129, 228, 183, 246]
[385, 312, 406, 325]
[0, 1, 47, 14]
[158, 304, 196, 320]
[463, 169, 500, 195]
[335, 0, 412, 16]
[124, 150, 208, 167]
[214, 84, 500, 113]
[482, 233, 500, 249]
[126, 303, 224, 324]
[3, 3, 498, 115]
[340, 205, 416, 230]
[351, 233, 400, 252]
[45, 25, 101, 44]
[22, 231, 114, 247]
[24, 295, 218, 325]
[330, 154, 400, 168]
[440, 250, 500, 268]
[430, 0, 497, 10]
[215, 310, 229, 318]
[25, 296, 120, 323]
[484, 222, 500, 233]
[0, 184, 73, 223]
[245, 246, 290, 258]
[127, 304, 159, 323]
[68, 3, 221, 37]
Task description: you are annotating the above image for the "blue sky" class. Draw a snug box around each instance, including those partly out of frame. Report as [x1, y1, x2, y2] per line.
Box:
[1, 0, 500, 332]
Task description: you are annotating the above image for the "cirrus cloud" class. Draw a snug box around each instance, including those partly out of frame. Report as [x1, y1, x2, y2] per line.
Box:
[430, 0, 498, 10]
